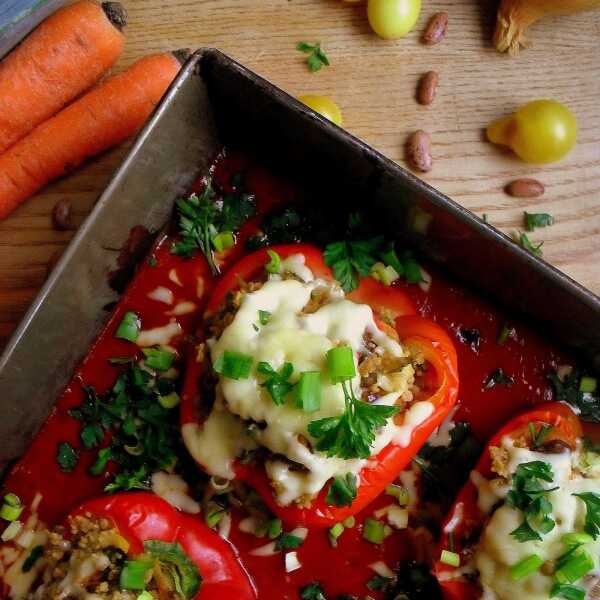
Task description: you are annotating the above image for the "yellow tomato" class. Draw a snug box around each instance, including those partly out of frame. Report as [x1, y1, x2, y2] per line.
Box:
[367, 0, 422, 40]
[298, 95, 343, 126]
[487, 99, 577, 164]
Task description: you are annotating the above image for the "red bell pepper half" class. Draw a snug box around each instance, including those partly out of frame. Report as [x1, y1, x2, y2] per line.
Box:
[181, 244, 459, 527]
[69, 492, 256, 599]
[433, 402, 583, 600]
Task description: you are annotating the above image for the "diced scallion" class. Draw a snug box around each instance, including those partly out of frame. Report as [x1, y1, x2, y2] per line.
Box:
[370, 262, 399, 286]
[550, 583, 585, 600]
[295, 371, 321, 412]
[213, 350, 253, 380]
[326, 346, 356, 384]
[142, 347, 175, 371]
[509, 554, 543, 580]
[265, 250, 281, 274]
[343, 516, 356, 528]
[212, 231, 235, 252]
[329, 523, 344, 540]
[1, 520, 22, 541]
[561, 532, 594, 548]
[363, 518, 385, 544]
[119, 559, 154, 590]
[115, 311, 141, 343]
[258, 310, 271, 326]
[385, 484, 409, 506]
[267, 519, 282, 539]
[554, 547, 594, 584]
[136, 592, 154, 600]
[1, 493, 23, 522]
[579, 376, 597, 394]
[158, 391, 180, 409]
[440, 550, 461, 568]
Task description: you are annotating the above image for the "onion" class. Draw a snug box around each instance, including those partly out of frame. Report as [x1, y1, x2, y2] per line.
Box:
[494, 0, 600, 55]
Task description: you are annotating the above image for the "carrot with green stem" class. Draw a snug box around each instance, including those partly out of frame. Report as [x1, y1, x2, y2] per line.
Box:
[0, 1, 127, 154]
[0, 52, 184, 220]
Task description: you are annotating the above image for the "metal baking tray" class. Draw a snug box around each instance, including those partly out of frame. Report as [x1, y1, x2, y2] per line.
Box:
[1, 48, 599, 473]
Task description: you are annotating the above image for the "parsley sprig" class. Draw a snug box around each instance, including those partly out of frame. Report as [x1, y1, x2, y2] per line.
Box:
[507, 461, 558, 542]
[296, 41, 330, 72]
[308, 369, 398, 459]
[517, 232, 543, 257]
[257, 361, 294, 405]
[524, 212, 554, 231]
[573, 492, 600, 539]
[172, 177, 255, 274]
[325, 473, 357, 507]
[324, 238, 383, 293]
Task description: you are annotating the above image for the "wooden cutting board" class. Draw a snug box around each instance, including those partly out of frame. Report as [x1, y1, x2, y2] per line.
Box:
[1, 0, 599, 350]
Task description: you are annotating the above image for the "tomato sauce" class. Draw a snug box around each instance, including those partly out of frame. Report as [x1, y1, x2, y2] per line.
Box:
[0, 150, 581, 599]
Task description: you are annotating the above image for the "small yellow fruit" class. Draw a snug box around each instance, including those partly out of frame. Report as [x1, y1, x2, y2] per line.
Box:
[367, 0, 422, 40]
[298, 95, 343, 126]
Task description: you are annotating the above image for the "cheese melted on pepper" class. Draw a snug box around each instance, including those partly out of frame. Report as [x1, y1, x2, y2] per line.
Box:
[183, 255, 431, 506]
[473, 437, 600, 600]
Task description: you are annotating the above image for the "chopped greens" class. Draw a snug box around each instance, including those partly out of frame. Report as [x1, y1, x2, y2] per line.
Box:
[484, 367, 514, 389]
[549, 368, 600, 423]
[295, 371, 322, 412]
[115, 311, 141, 343]
[367, 575, 393, 590]
[258, 310, 271, 325]
[572, 492, 600, 539]
[300, 582, 327, 600]
[56, 441, 79, 472]
[214, 350, 253, 380]
[551, 583, 585, 600]
[172, 178, 255, 274]
[142, 347, 175, 371]
[524, 211, 554, 232]
[325, 473, 357, 507]
[324, 238, 383, 293]
[296, 41, 330, 72]
[275, 532, 304, 551]
[506, 461, 558, 542]
[21, 545, 44, 573]
[65, 363, 181, 492]
[528, 422, 554, 449]
[517, 232, 544, 257]
[257, 361, 294, 405]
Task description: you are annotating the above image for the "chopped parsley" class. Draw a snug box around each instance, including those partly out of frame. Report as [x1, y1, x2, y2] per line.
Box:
[65, 363, 181, 493]
[524, 211, 554, 232]
[324, 237, 383, 292]
[528, 422, 554, 449]
[257, 361, 294, 405]
[549, 368, 600, 423]
[258, 310, 271, 325]
[572, 492, 600, 539]
[325, 473, 357, 507]
[300, 582, 327, 600]
[275, 532, 304, 551]
[56, 441, 79, 472]
[484, 367, 514, 389]
[172, 178, 255, 273]
[296, 41, 330, 72]
[517, 232, 543, 257]
[506, 461, 558, 542]
[308, 379, 398, 459]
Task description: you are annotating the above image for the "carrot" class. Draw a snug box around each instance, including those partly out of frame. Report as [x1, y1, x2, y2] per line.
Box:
[0, 52, 183, 220]
[0, 1, 127, 154]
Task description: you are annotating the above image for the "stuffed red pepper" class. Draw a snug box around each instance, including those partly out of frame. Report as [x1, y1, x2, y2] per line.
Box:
[181, 244, 459, 527]
[435, 402, 600, 600]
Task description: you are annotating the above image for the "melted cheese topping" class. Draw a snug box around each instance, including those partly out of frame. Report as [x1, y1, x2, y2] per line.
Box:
[184, 256, 428, 505]
[474, 438, 600, 600]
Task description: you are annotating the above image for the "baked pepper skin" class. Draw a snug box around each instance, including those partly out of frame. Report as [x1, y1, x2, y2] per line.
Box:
[434, 402, 582, 600]
[182, 244, 459, 527]
[70, 492, 256, 599]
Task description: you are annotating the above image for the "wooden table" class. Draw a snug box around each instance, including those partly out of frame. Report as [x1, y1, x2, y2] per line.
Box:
[1, 0, 599, 349]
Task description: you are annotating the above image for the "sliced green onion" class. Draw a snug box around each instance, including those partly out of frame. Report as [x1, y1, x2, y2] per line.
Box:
[267, 519, 283, 539]
[265, 250, 281, 274]
[1, 520, 22, 542]
[326, 346, 356, 384]
[509, 554, 543, 580]
[212, 231, 235, 253]
[115, 311, 141, 342]
[440, 550, 461, 568]
[550, 583, 586, 600]
[205, 503, 225, 528]
[403, 257, 423, 284]
[343, 516, 356, 528]
[555, 548, 595, 584]
[579, 376, 597, 394]
[3, 493, 20, 507]
[385, 484, 409, 506]
[137, 592, 154, 600]
[295, 371, 321, 412]
[258, 310, 272, 326]
[371, 262, 399, 286]
[158, 391, 180, 409]
[22, 545, 43, 572]
[0, 503, 23, 522]
[329, 523, 344, 540]
[561, 532, 594, 548]
[213, 350, 253, 380]
[120, 559, 154, 590]
[380, 247, 404, 276]
[142, 347, 175, 371]
[363, 518, 385, 545]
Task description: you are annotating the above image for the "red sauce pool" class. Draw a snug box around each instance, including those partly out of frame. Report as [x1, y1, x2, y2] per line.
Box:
[0, 151, 584, 600]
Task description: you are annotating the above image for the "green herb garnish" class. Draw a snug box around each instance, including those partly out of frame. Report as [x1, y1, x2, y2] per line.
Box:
[142, 347, 175, 371]
[214, 350, 253, 380]
[551, 583, 586, 600]
[367, 575, 393, 590]
[275, 532, 304, 551]
[257, 361, 294, 405]
[295, 371, 321, 412]
[517, 232, 544, 257]
[115, 311, 141, 343]
[258, 310, 272, 325]
[528, 422, 554, 449]
[549, 368, 600, 423]
[296, 41, 330, 72]
[507, 461, 558, 542]
[300, 582, 327, 600]
[56, 441, 79, 472]
[524, 212, 554, 231]
[22, 545, 43, 573]
[572, 492, 600, 539]
[325, 473, 357, 507]
[323, 238, 383, 292]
